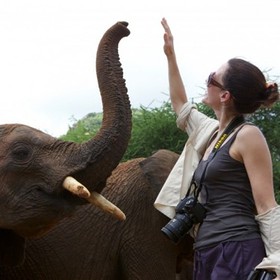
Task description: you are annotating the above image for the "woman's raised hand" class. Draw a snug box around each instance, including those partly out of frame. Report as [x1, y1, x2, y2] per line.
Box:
[161, 17, 175, 58]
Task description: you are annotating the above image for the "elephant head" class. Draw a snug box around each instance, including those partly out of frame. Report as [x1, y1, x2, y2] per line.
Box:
[0, 21, 131, 265]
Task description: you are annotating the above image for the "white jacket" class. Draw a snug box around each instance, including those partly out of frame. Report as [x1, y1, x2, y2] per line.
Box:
[154, 102, 218, 219]
[255, 205, 280, 277]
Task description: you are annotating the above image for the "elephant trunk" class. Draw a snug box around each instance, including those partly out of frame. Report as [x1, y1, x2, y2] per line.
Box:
[61, 22, 132, 194]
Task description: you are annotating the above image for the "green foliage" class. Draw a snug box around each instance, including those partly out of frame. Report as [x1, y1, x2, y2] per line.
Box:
[196, 102, 216, 119]
[122, 102, 187, 161]
[60, 113, 102, 143]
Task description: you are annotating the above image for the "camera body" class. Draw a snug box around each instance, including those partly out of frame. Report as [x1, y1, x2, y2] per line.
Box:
[161, 196, 206, 243]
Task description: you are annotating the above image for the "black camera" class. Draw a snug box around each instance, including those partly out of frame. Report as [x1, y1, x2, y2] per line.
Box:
[161, 196, 206, 243]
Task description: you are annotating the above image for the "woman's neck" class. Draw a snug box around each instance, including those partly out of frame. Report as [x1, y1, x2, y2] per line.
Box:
[215, 110, 241, 132]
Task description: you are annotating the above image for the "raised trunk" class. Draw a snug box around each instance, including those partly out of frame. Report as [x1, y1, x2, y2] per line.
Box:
[62, 22, 132, 192]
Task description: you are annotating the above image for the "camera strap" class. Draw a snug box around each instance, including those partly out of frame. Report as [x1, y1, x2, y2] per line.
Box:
[208, 115, 245, 159]
[188, 115, 245, 199]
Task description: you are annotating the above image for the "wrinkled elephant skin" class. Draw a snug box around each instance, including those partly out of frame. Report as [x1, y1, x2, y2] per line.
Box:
[0, 150, 194, 279]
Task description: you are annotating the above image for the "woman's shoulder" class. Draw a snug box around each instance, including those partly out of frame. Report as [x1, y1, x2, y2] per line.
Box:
[236, 123, 267, 149]
[230, 124, 268, 162]
[237, 123, 263, 138]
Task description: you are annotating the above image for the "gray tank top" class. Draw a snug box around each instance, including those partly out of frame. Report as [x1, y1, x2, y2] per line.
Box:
[193, 127, 261, 250]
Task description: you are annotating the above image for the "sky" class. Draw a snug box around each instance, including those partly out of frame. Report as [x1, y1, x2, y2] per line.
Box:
[0, 0, 279, 137]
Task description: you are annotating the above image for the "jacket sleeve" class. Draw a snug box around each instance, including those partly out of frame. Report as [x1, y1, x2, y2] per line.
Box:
[255, 205, 280, 277]
[176, 102, 213, 135]
[154, 102, 218, 219]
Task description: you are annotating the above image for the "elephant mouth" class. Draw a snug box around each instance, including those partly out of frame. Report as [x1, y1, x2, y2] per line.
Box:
[0, 176, 126, 238]
[62, 176, 126, 221]
[15, 220, 60, 238]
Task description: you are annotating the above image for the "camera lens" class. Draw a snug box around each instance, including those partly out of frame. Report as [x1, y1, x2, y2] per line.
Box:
[161, 213, 193, 243]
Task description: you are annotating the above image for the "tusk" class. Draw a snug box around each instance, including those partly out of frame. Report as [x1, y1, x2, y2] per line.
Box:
[87, 192, 126, 221]
[63, 176, 91, 198]
[62, 176, 126, 221]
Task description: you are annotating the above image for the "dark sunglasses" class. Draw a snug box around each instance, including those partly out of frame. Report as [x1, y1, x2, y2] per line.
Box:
[206, 72, 226, 91]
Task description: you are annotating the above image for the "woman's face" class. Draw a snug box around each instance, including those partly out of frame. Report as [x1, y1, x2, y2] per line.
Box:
[202, 63, 229, 109]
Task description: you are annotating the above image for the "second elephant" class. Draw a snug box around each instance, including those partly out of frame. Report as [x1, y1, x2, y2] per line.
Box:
[0, 149, 194, 279]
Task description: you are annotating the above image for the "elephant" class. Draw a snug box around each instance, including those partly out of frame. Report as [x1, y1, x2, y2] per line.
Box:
[0, 21, 132, 267]
[0, 149, 194, 279]
[0, 21, 195, 279]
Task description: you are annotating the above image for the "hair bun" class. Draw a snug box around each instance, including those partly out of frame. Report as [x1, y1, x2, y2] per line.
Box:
[260, 82, 279, 107]
[265, 82, 278, 95]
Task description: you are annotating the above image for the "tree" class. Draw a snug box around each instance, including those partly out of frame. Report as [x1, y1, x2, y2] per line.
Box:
[122, 102, 186, 161]
[60, 113, 102, 143]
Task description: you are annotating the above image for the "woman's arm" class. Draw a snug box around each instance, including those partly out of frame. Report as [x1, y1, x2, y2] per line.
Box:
[236, 125, 280, 278]
[161, 18, 187, 116]
[236, 125, 277, 214]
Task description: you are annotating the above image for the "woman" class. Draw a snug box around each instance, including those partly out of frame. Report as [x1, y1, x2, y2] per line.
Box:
[154, 18, 280, 279]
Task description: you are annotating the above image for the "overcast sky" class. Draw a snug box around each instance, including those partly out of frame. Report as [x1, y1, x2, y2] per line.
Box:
[0, 0, 279, 136]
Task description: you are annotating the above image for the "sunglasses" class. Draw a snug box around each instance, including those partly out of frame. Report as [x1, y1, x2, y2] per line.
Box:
[206, 72, 226, 91]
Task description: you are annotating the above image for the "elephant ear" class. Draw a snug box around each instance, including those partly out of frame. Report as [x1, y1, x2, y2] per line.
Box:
[139, 149, 179, 189]
[0, 229, 25, 266]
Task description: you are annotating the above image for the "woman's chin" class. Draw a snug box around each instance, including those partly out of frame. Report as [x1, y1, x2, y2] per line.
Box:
[201, 97, 207, 104]
[201, 98, 212, 108]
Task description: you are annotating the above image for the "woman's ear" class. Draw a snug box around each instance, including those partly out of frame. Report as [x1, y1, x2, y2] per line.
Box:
[220, 90, 231, 103]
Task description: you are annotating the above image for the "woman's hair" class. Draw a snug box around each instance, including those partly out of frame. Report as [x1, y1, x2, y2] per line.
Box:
[222, 58, 279, 114]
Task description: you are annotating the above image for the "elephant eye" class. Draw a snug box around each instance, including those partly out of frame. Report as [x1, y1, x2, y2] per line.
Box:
[11, 144, 32, 162]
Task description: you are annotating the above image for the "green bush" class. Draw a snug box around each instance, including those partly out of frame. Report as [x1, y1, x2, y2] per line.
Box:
[60, 113, 102, 143]
[122, 102, 186, 161]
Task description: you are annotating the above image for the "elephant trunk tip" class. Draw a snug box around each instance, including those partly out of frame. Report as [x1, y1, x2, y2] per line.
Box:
[118, 21, 128, 27]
